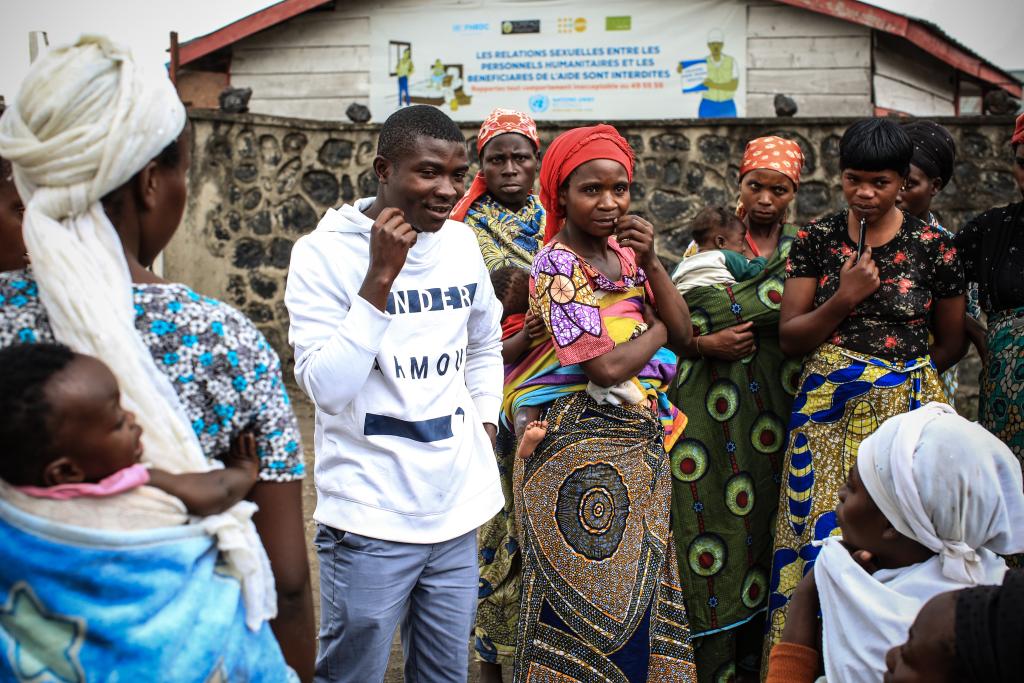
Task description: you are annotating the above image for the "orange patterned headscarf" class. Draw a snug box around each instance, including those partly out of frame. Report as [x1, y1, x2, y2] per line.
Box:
[539, 124, 634, 243]
[739, 135, 804, 189]
[450, 108, 540, 221]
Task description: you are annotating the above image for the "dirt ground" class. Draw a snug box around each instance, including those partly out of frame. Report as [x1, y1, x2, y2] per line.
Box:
[289, 386, 510, 683]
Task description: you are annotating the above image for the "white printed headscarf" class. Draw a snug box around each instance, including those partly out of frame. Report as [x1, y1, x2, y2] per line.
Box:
[0, 36, 274, 630]
[857, 402, 1024, 582]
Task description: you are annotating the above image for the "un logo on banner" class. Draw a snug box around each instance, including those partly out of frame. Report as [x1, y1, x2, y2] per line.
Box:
[529, 94, 549, 113]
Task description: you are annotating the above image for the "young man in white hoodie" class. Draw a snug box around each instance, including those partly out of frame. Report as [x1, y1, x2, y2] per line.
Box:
[285, 106, 504, 683]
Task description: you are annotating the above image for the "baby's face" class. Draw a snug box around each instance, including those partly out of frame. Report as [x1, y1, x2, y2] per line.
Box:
[46, 355, 144, 483]
[883, 591, 956, 683]
[717, 225, 747, 253]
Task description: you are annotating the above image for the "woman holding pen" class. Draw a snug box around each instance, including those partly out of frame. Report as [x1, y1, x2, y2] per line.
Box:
[762, 118, 966, 658]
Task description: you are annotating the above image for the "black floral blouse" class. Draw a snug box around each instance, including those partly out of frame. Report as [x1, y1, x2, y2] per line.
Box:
[786, 210, 965, 359]
[954, 201, 1024, 314]
[0, 270, 305, 482]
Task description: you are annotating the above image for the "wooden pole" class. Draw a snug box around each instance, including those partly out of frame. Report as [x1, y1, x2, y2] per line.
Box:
[169, 31, 180, 86]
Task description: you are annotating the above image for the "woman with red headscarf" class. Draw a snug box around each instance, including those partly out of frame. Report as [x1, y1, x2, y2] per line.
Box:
[667, 135, 803, 682]
[459, 109, 547, 682]
[452, 108, 545, 271]
[504, 125, 695, 682]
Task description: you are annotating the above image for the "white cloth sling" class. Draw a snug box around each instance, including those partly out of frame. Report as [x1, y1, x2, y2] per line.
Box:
[0, 36, 274, 630]
[815, 402, 1024, 683]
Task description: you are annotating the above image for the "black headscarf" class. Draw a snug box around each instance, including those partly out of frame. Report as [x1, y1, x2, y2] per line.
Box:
[902, 120, 956, 188]
[955, 569, 1024, 682]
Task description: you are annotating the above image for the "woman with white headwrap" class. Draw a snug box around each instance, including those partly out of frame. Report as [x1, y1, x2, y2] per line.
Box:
[0, 36, 313, 679]
[764, 402, 1024, 683]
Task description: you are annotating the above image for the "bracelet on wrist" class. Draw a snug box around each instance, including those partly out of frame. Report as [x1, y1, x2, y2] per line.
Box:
[695, 336, 703, 358]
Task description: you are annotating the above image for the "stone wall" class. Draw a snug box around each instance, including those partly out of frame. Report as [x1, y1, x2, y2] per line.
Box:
[167, 110, 1021, 416]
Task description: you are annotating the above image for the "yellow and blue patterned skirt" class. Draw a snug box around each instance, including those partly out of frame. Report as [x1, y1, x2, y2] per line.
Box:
[763, 343, 947, 654]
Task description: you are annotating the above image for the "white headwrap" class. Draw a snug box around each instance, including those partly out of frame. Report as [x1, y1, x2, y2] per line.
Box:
[857, 402, 1024, 582]
[814, 402, 1024, 683]
[0, 36, 274, 630]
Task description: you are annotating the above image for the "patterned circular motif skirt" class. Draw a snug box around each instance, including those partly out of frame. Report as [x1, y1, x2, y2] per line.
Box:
[512, 393, 696, 683]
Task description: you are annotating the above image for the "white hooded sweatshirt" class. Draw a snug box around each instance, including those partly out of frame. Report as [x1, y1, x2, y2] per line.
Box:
[285, 198, 504, 543]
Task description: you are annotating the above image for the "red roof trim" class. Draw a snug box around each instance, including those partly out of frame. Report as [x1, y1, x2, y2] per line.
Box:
[177, 0, 332, 67]
[773, 0, 1021, 97]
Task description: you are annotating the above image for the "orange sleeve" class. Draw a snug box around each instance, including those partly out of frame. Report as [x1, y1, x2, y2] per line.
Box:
[765, 642, 819, 683]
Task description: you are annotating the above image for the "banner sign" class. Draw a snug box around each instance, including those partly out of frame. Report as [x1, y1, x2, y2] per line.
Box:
[370, 0, 746, 121]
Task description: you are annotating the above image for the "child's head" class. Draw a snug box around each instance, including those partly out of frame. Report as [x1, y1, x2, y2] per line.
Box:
[0, 343, 143, 487]
[882, 589, 958, 682]
[691, 206, 747, 253]
[838, 403, 1024, 572]
[490, 266, 530, 319]
[885, 570, 1024, 683]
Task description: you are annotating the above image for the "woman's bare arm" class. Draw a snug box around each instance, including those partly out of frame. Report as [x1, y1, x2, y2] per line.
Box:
[580, 316, 668, 387]
[929, 295, 966, 373]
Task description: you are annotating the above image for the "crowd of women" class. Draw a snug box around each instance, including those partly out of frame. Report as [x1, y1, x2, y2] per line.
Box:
[452, 104, 1024, 682]
[0, 34, 1023, 683]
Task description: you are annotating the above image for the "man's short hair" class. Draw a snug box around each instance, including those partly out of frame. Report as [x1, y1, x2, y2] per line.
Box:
[839, 118, 914, 176]
[377, 105, 465, 164]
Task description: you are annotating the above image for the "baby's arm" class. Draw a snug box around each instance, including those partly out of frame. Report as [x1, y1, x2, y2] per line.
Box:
[501, 330, 532, 364]
[147, 433, 260, 517]
[501, 310, 547, 364]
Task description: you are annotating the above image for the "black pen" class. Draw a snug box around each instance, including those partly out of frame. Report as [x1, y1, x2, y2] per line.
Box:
[856, 215, 867, 262]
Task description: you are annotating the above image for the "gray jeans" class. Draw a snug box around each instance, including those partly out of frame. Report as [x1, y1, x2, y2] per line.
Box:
[313, 525, 478, 683]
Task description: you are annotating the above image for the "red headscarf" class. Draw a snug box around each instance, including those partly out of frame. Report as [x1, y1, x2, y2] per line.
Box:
[450, 108, 540, 222]
[1012, 112, 1024, 147]
[739, 135, 804, 189]
[539, 124, 634, 243]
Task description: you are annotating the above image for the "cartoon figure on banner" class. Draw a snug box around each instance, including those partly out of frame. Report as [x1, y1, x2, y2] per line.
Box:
[386, 41, 472, 113]
[431, 59, 446, 90]
[389, 41, 414, 107]
[677, 28, 739, 118]
[413, 64, 472, 111]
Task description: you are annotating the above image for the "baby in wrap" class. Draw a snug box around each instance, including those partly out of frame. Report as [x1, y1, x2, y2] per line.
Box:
[766, 402, 1024, 683]
[0, 343, 258, 515]
[671, 206, 767, 294]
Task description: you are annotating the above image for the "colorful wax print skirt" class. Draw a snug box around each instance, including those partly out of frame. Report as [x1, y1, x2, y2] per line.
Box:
[512, 393, 696, 683]
[980, 307, 1024, 464]
[763, 344, 946, 655]
[669, 293, 797, 682]
[474, 424, 522, 666]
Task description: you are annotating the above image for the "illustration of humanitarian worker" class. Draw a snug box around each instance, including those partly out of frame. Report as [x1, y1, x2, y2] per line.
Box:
[699, 28, 738, 117]
[431, 58, 445, 90]
[396, 47, 414, 106]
